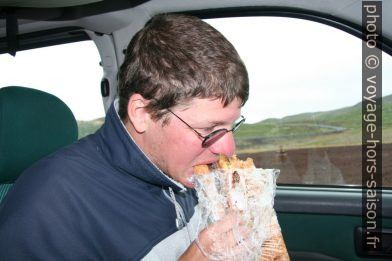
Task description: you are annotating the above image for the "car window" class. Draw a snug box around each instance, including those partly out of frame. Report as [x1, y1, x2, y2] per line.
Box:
[206, 17, 392, 187]
[0, 40, 104, 139]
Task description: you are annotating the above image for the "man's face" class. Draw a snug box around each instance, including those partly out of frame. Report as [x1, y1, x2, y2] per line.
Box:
[143, 98, 242, 188]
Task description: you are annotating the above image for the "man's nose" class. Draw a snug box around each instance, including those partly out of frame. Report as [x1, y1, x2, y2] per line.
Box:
[208, 131, 236, 156]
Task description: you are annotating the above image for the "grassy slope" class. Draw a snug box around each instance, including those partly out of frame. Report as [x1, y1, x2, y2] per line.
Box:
[235, 94, 392, 153]
[77, 118, 104, 139]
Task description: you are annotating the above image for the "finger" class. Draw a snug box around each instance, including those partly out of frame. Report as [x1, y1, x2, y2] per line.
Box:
[197, 212, 239, 255]
[210, 231, 252, 259]
[206, 211, 237, 236]
[210, 221, 252, 254]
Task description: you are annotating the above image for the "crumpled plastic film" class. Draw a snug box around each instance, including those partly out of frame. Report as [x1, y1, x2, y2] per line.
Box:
[194, 167, 280, 260]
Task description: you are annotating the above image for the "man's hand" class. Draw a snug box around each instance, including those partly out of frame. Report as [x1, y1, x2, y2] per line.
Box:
[179, 212, 250, 260]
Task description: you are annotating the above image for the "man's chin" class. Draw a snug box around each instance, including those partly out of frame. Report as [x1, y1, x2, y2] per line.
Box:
[182, 176, 195, 188]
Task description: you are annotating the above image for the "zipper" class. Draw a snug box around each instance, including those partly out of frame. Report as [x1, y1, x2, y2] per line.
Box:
[162, 187, 194, 245]
[163, 187, 187, 230]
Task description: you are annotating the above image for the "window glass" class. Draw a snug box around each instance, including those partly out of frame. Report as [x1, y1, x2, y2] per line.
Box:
[206, 17, 392, 187]
[0, 41, 105, 138]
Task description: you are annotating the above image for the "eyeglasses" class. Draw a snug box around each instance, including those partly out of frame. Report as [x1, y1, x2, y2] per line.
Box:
[167, 109, 245, 148]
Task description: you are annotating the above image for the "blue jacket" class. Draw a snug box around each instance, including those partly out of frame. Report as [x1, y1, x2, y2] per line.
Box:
[0, 102, 198, 260]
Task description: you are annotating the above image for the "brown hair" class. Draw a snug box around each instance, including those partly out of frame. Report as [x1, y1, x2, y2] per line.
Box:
[118, 14, 249, 121]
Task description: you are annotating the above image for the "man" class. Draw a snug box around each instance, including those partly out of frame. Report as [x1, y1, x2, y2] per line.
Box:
[0, 14, 249, 260]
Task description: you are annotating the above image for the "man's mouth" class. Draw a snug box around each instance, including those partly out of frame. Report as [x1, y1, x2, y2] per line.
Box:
[194, 158, 219, 167]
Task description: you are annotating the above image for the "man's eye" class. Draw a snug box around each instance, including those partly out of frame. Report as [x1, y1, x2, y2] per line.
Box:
[202, 127, 215, 133]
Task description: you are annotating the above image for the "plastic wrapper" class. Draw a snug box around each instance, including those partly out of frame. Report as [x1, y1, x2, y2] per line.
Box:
[193, 155, 289, 260]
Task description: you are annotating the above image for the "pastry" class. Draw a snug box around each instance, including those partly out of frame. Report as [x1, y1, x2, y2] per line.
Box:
[193, 155, 289, 260]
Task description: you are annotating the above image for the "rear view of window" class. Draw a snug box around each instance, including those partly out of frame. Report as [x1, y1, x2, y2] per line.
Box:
[0, 41, 105, 138]
[206, 17, 392, 187]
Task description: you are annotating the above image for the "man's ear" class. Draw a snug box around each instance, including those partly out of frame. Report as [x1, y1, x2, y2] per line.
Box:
[126, 93, 150, 133]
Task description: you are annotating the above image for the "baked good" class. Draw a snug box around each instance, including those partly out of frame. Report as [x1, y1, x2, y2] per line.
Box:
[193, 155, 289, 260]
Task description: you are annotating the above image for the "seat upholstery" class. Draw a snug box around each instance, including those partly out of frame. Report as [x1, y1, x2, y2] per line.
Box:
[0, 86, 78, 202]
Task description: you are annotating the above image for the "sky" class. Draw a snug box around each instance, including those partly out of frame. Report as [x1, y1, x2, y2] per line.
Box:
[206, 17, 392, 123]
[0, 16, 391, 122]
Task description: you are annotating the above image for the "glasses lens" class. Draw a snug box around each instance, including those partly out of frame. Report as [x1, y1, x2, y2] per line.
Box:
[202, 129, 228, 147]
[201, 116, 245, 147]
[232, 116, 245, 132]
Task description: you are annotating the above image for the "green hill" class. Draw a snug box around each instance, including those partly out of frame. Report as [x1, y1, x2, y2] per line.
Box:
[77, 117, 104, 139]
[235, 94, 392, 153]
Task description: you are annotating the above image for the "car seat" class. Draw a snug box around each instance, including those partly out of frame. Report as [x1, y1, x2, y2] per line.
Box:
[0, 86, 78, 202]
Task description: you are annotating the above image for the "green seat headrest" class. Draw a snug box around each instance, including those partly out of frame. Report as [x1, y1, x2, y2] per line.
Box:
[0, 86, 78, 183]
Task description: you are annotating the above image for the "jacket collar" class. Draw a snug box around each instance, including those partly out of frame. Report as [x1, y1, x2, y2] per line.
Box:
[98, 99, 186, 192]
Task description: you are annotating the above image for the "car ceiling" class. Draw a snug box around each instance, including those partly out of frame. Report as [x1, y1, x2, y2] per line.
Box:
[0, 0, 390, 54]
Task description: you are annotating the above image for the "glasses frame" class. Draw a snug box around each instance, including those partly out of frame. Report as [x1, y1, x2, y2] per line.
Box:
[167, 108, 245, 147]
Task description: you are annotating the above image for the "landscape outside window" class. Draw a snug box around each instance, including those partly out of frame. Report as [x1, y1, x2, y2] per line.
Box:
[206, 17, 392, 187]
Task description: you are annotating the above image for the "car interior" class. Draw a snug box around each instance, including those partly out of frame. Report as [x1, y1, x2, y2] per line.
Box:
[0, 0, 391, 260]
[0, 86, 78, 201]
